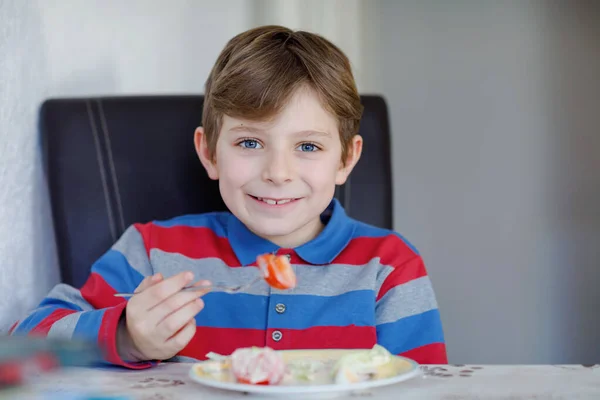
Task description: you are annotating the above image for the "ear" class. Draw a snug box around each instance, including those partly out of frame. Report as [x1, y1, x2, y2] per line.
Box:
[335, 135, 363, 185]
[194, 127, 219, 180]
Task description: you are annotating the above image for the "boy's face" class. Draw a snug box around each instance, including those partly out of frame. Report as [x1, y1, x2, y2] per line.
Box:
[195, 86, 362, 248]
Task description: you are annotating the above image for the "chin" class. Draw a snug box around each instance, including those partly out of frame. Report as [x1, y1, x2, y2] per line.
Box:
[247, 223, 297, 239]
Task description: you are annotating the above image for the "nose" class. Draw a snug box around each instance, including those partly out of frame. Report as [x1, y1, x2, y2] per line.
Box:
[262, 149, 294, 185]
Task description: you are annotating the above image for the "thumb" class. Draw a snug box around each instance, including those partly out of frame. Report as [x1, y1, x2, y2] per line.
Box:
[134, 273, 163, 294]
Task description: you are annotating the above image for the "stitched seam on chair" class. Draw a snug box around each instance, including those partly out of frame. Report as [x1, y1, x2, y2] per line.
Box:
[87, 100, 117, 242]
[97, 100, 126, 234]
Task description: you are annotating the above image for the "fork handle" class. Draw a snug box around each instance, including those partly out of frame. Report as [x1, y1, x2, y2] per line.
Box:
[113, 283, 213, 298]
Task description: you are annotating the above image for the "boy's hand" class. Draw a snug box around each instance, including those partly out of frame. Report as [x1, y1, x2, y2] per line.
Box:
[122, 271, 210, 361]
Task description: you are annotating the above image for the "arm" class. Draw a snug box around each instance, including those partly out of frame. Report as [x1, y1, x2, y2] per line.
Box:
[10, 224, 154, 369]
[375, 255, 448, 364]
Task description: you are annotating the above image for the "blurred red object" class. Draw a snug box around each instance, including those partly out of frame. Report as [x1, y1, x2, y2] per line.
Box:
[0, 336, 102, 389]
[0, 351, 58, 387]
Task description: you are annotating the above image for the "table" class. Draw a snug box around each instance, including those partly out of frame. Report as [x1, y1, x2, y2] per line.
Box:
[5, 363, 600, 399]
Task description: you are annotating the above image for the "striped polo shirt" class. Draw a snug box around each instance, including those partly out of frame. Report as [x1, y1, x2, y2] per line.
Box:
[10, 198, 447, 368]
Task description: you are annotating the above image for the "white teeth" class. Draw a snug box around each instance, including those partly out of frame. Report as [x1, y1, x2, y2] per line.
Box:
[257, 197, 293, 205]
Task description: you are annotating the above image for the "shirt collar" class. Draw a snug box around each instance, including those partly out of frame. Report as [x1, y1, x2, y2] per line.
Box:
[227, 198, 355, 266]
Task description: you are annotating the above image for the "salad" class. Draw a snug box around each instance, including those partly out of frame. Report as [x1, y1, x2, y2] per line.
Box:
[199, 345, 395, 386]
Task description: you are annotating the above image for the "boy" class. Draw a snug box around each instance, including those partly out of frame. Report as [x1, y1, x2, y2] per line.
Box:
[10, 25, 447, 368]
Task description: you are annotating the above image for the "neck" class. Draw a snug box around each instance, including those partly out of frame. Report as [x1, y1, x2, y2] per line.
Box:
[263, 217, 325, 249]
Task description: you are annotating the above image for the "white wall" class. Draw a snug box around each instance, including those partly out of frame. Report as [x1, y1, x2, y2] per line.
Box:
[0, 0, 255, 331]
[369, 0, 600, 364]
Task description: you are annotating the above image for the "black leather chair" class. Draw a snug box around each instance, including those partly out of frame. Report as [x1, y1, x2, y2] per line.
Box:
[40, 95, 392, 288]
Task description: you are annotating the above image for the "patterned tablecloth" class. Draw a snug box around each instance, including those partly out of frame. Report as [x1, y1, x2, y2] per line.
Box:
[4, 362, 600, 399]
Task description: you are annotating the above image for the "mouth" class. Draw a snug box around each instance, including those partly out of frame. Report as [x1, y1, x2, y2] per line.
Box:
[248, 195, 301, 206]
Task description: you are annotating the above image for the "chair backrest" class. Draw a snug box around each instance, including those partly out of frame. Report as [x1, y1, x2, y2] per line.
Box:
[41, 95, 392, 287]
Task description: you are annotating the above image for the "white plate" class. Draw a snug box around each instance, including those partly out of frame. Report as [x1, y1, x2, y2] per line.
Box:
[189, 349, 421, 398]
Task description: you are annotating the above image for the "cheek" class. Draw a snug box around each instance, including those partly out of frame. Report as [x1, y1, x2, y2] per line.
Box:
[301, 157, 340, 188]
[216, 149, 257, 187]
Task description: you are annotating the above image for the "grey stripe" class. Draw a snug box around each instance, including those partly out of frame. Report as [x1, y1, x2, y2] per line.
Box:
[46, 284, 93, 311]
[112, 225, 154, 276]
[287, 258, 393, 297]
[375, 260, 394, 293]
[376, 276, 438, 324]
[87, 100, 117, 242]
[150, 250, 269, 295]
[47, 312, 81, 339]
[98, 100, 126, 233]
[150, 250, 394, 297]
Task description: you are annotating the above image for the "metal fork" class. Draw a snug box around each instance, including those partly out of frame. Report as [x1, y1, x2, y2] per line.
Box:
[113, 275, 263, 298]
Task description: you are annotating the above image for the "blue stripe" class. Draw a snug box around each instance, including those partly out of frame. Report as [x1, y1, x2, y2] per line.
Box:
[13, 306, 56, 334]
[152, 212, 229, 236]
[73, 310, 105, 343]
[197, 290, 375, 329]
[376, 309, 444, 355]
[91, 250, 144, 294]
[269, 291, 375, 329]
[352, 221, 420, 255]
[196, 293, 268, 329]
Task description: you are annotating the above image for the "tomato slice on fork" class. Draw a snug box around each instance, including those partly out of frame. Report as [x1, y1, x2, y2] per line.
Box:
[257, 254, 297, 290]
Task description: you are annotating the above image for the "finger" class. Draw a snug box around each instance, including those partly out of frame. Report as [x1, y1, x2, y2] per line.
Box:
[148, 287, 210, 326]
[133, 273, 163, 294]
[157, 298, 204, 341]
[190, 279, 212, 289]
[136, 271, 194, 309]
[165, 318, 198, 352]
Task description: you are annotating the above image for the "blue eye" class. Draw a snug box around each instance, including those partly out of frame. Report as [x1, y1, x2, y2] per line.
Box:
[239, 139, 262, 149]
[298, 143, 318, 152]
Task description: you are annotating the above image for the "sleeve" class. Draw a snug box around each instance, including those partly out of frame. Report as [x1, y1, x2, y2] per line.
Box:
[9, 224, 155, 369]
[375, 255, 448, 364]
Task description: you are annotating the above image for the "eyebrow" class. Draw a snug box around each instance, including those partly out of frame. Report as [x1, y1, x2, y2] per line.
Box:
[227, 125, 332, 138]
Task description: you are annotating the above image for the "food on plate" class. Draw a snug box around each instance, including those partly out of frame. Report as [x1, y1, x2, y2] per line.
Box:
[197, 345, 396, 386]
[230, 347, 285, 385]
[257, 254, 297, 290]
[200, 352, 231, 374]
[331, 344, 393, 384]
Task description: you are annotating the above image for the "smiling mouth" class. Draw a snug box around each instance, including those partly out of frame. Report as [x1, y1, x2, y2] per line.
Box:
[248, 195, 300, 206]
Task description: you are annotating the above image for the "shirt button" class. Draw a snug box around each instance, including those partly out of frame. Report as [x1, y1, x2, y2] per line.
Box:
[272, 330, 283, 342]
[275, 303, 286, 314]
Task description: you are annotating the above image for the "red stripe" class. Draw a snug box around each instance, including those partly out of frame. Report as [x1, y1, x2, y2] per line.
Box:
[180, 327, 266, 359]
[179, 325, 377, 360]
[29, 309, 78, 336]
[376, 256, 427, 301]
[269, 326, 377, 350]
[8, 321, 18, 334]
[134, 223, 152, 257]
[138, 224, 418, 270]
[144, 225, 240, 266]
[97, 303, 152, 370]
[334, 236, 418, 267]
[400, 342, 448, 364]
[80, 272, 125, 309]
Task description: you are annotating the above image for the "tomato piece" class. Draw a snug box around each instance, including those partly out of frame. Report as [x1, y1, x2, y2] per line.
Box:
[257, 254, 297, 290]
[236, 377, 270, 385]
[231, 347, 285, 385]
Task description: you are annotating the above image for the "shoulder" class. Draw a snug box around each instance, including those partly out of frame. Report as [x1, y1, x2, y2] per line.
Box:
[351, 220, 420, 255]
[344, 218, 421, 267]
